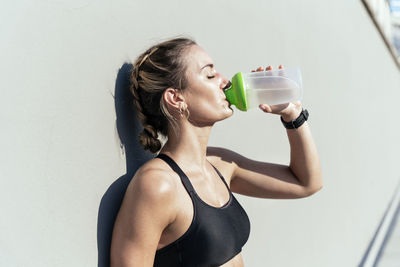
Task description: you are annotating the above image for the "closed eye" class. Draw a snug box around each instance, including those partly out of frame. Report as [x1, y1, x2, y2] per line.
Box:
[207, 75, 215, 79]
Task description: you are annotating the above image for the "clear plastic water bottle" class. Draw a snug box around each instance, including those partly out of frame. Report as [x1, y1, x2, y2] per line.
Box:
[224, 67, 303, 111]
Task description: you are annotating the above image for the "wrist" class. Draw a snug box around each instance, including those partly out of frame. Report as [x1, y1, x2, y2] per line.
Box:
[280, 109, 309, 129]
[281, 109, 302, 122]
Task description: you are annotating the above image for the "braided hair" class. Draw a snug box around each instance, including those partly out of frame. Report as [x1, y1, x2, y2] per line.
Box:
[130, 37, 196, 153]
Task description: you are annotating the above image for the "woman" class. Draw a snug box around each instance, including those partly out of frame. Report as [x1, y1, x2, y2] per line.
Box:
[110, 37, 322, 267]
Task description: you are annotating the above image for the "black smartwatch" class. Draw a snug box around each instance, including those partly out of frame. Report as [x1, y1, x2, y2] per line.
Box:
[280, 109, 309, 129]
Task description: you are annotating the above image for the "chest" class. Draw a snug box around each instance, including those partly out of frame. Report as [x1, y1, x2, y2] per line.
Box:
[157, 191, 250, 267]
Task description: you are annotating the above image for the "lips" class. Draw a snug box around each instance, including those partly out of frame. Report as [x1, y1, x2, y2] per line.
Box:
[224, 98, 231, 107]
[222, 96, 229, 104]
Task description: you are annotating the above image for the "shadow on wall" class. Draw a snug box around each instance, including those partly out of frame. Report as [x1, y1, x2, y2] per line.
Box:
[97, 63, 154, 267]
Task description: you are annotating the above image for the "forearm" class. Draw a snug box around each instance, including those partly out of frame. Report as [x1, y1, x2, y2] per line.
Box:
[254, 63, 323, 192]
[286, 121, 322, 190]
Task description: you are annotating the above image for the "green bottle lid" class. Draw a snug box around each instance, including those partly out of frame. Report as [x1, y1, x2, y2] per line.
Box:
[224, 72, 248, 111]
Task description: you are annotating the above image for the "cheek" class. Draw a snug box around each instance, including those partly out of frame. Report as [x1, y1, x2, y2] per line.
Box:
[187, 94, 228, 121]
[185, 82, 217, 105]
[184, 79, 228, 120]
[189, 88, 221, 109]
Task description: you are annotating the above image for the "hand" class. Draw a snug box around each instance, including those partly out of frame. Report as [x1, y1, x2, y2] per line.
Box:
[251, 65, 303, 121]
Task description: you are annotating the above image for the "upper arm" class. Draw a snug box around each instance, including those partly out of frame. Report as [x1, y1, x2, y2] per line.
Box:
[110, 168, 177, 267]
[207, 146, 315, 199]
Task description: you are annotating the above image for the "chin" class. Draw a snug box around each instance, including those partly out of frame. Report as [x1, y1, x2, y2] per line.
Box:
[227, 107, 234, 116]
[221, 107, 234, 120]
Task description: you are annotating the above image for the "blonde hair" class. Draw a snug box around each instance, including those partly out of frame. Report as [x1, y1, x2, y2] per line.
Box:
[130, 37, 196, 153]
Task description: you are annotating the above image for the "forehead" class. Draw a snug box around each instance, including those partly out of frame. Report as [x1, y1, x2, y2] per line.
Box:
[185, 45, 214, 72]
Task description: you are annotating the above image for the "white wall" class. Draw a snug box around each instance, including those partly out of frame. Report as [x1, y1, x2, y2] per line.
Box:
[2, 0, 400, 266]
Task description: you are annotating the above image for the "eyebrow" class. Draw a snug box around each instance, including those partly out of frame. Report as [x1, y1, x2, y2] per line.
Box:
[201, 63, 214, 70]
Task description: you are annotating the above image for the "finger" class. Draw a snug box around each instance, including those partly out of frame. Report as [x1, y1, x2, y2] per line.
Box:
[259, 104, 272, 113]
[269, 102, 290, 114]
[256, 66, 263, 72]
[266, 65, 272, 71]
[278, 65, 286, 77]
[251, 70, 255, 72]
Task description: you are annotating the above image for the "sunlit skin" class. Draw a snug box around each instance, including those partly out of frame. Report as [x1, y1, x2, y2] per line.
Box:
[168, 45, 234, 127]
[161, 45, 303, 164]
[110, 44, 322, 267]
[159, 45, 308, 267]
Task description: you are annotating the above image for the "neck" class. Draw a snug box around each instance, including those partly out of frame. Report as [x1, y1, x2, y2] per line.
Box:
[159, 121, 213, 171]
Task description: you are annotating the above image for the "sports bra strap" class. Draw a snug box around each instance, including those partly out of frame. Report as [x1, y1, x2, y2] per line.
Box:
[209, 163, 231, 192]
[156, 153, 195, 193]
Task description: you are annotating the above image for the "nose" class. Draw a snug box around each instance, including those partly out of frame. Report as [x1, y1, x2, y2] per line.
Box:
[218, 74, 231, 91]
[222, 80, 232, 91]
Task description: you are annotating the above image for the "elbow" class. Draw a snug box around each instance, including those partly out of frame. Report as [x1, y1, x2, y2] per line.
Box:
[305, 179, 323, 197]
[301, 174, 323, 197]
[301, 185, 322, 198]
[309, 183, 323, 195]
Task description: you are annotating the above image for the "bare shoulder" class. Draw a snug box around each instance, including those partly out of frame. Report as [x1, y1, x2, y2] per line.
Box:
[125, 157, 180, 212]
[111, 158, 180, 265]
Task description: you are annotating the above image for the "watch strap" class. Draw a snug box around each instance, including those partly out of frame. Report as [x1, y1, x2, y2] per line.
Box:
[280, 109, 309, 129]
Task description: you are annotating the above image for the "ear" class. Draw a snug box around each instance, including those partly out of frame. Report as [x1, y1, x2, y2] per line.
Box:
[163, 88, 186, 111]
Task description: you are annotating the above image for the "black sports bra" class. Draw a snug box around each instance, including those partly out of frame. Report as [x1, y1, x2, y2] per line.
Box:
[154, 153, 251, 267]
